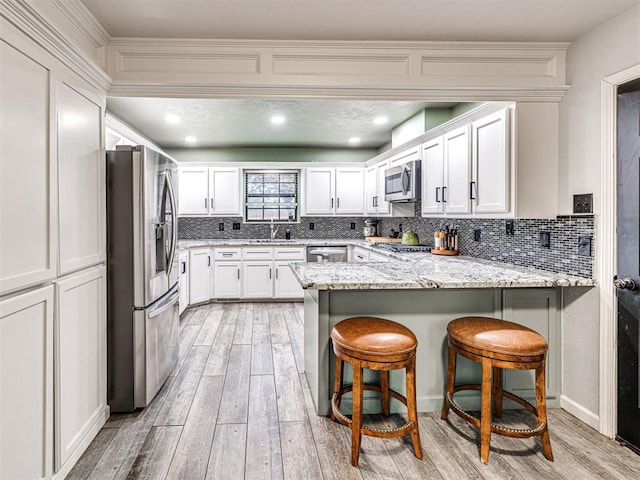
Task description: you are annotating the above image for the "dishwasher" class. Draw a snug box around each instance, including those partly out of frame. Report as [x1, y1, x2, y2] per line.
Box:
[306, 245, 348, 262]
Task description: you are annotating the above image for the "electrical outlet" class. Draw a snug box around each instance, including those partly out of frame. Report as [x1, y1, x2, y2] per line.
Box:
[309, 222, 314, 230]
[505, 220, 515, 236]
[578, 236, 592, 256]
[350, 222, 356, 229]
[218, 223, 224, 231]
[573, 193, 593, 214]
[232, 222, 240, 230]
[474, 229, 481, 241]
[539, 231, 551, 248]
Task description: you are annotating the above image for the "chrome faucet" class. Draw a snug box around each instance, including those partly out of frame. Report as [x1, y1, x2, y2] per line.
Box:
[270, 219, 280, 240]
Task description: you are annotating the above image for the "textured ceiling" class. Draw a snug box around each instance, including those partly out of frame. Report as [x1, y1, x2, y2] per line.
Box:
[107, 98, 457, 148]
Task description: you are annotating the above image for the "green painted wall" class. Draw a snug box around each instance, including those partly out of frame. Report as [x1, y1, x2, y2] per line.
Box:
[165, 147, 377, 164]
[452, 102, 485, 117]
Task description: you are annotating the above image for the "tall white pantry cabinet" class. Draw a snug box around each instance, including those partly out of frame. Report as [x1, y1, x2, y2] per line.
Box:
[0, 23, 108, 480]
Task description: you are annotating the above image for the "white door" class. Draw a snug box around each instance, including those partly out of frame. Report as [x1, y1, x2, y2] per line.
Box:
[335, 168, 364, 214]
[472, 109, 510, 213]
[178, 252, 190, 314]
[364, 165, 378, 215]
[210, 168, 241, 215]
[189, 248, 211, 304]
[0, 285, 54, 480]
[444, 125, 472, 214]
[242, 261, 273, 298]
[274, 262, 303, 298]
[214, 262, 242, 298]
[179, 168, 210, 215]
[304, 168, 335, 215]
[54, 266, 106, 470]
[376, 161, 391, 215]
[421, 136, 445, 215]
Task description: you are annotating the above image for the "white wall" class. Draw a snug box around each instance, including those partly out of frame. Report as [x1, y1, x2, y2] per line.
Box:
[559, 5, 640, 428]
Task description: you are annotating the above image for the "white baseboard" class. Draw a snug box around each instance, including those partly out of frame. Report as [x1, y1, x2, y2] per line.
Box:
[560, 395, 599, 430]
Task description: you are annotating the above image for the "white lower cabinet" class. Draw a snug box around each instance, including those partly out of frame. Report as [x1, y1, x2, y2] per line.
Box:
[353, 246, 370, 262]
[214, 262, 242, 298]
[274, 261, 304, 298]
[242, 261, 274, 298]
[54, 266, 107, 476]
[0, 285, 54, 480]
[178, 251, 189, 314]
[189, 248, 212, 304]
[369, 251, 391, 262]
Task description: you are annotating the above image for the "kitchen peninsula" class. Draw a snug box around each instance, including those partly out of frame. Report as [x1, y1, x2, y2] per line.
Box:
[289, 251, 593, 416]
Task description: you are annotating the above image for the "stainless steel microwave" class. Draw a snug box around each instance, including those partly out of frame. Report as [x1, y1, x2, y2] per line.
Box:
[384, 160, 421, 203]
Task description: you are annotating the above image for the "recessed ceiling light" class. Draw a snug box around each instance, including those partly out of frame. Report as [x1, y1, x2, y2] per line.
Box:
[185, 136, 197, 144]
[349, 137, 361, 145]
[271, 115, 286, 125]
[165, 114, 180, 124]
[373, 116, 388, 125]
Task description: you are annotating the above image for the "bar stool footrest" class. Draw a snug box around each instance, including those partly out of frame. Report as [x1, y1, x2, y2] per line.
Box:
[331, 387, 414, 439]
[446, 387, 547, 439]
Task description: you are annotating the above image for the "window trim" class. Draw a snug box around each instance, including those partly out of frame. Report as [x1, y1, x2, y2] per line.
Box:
[243, 168, 301, 223]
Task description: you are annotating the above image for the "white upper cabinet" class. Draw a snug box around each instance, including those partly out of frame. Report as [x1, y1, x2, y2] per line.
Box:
[304, 167, 364, 215]
[443, 125, 472, 214]
[334, 168, 364, 214]
[178, 167, 209, 215]
[421, 137, 445, 215]
[420, 108, 511, 218]
[0, 41, 55, 295]
[304, 167, 335, 215]
[365, 160, 390, 215]
[178, 167, 241, 216]
[388, 145, 420, 167]
[472, 109, 510, 214]
[57, 83, 105, 274]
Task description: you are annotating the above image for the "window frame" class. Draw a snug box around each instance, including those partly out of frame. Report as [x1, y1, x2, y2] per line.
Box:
[242, 168, 301, 223]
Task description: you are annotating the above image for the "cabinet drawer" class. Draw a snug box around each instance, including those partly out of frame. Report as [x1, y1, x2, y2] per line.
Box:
[242, 247, 273, 260]
[213, 248, 241, 260]
[273, 247, 305, 260]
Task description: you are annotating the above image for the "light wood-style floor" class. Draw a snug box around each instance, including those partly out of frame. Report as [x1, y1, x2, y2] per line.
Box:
[69, 302, 640, 480]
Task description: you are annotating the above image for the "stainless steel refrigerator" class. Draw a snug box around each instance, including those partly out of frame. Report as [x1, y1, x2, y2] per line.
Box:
[106, 145, 179, 412]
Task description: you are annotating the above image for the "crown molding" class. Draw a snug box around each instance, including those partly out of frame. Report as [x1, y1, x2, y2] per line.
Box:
[0, 0, 111, 92]
[50, 0, 111, 48]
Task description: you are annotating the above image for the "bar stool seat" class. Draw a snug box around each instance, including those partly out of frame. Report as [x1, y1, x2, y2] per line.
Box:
[330, 317, 423, 466]
[441, 316, 554, 464]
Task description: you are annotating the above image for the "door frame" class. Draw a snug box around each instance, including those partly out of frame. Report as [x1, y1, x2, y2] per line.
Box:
[599, 63, 640, 437]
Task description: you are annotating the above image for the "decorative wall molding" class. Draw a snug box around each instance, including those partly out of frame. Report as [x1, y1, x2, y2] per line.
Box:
[0, 0, 111, 93]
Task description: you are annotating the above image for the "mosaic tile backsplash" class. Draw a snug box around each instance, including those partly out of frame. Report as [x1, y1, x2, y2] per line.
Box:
[179, 213, 594, 278]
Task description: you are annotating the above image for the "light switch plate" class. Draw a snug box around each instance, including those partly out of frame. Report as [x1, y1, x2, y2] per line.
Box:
[573, 193, 593, 214]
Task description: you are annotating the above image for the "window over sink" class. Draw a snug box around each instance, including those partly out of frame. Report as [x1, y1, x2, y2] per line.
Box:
[244, 169, 300, 222]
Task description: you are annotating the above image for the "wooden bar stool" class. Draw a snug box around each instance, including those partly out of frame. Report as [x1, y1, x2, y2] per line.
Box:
[330, 317, 423, 466]
[441, 316, 554, 464]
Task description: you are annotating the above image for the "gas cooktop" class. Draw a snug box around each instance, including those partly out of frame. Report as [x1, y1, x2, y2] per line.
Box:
[373, 243, 432, 253]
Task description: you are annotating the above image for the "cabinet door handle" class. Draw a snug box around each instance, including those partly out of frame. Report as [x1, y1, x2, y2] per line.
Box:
[337, 198, 340, 208]
[237, 268, 240, 279]
[181, 262, 186, 274]
[275, 268, 278, 279]
[469, 181, 476, 200]
[205, 198, 208, 208]
[435, 187, 441, 203]
[222, 253, 233, 257]
[208, 256, 211, 266]
[331, 198, 334, 208]
[269, 268, 272, 279]
[210, 197, 214, 210]
[442, 186, 447, 202]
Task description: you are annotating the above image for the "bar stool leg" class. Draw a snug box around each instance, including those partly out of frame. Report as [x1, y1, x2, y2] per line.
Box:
[535, 360, 554, 461]
[480, 358, 493, 464]
[441, 345, 457, 419]
[405, 359, 423, 459]
[381, 370, 390, 416]
[351, 361, 364, 466]
[492, 366, 503, 418]
[331, 356, 344, 422]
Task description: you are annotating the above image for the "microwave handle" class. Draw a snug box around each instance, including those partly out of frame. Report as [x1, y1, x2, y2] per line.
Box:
[401, 167, 408, 195]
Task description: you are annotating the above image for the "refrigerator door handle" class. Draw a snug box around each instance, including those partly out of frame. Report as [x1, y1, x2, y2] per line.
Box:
[164, 172, 178, 277]
[148, 288, 179, 319]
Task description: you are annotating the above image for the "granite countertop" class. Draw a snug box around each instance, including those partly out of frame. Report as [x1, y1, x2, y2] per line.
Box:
[177, 239, 595, 290]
